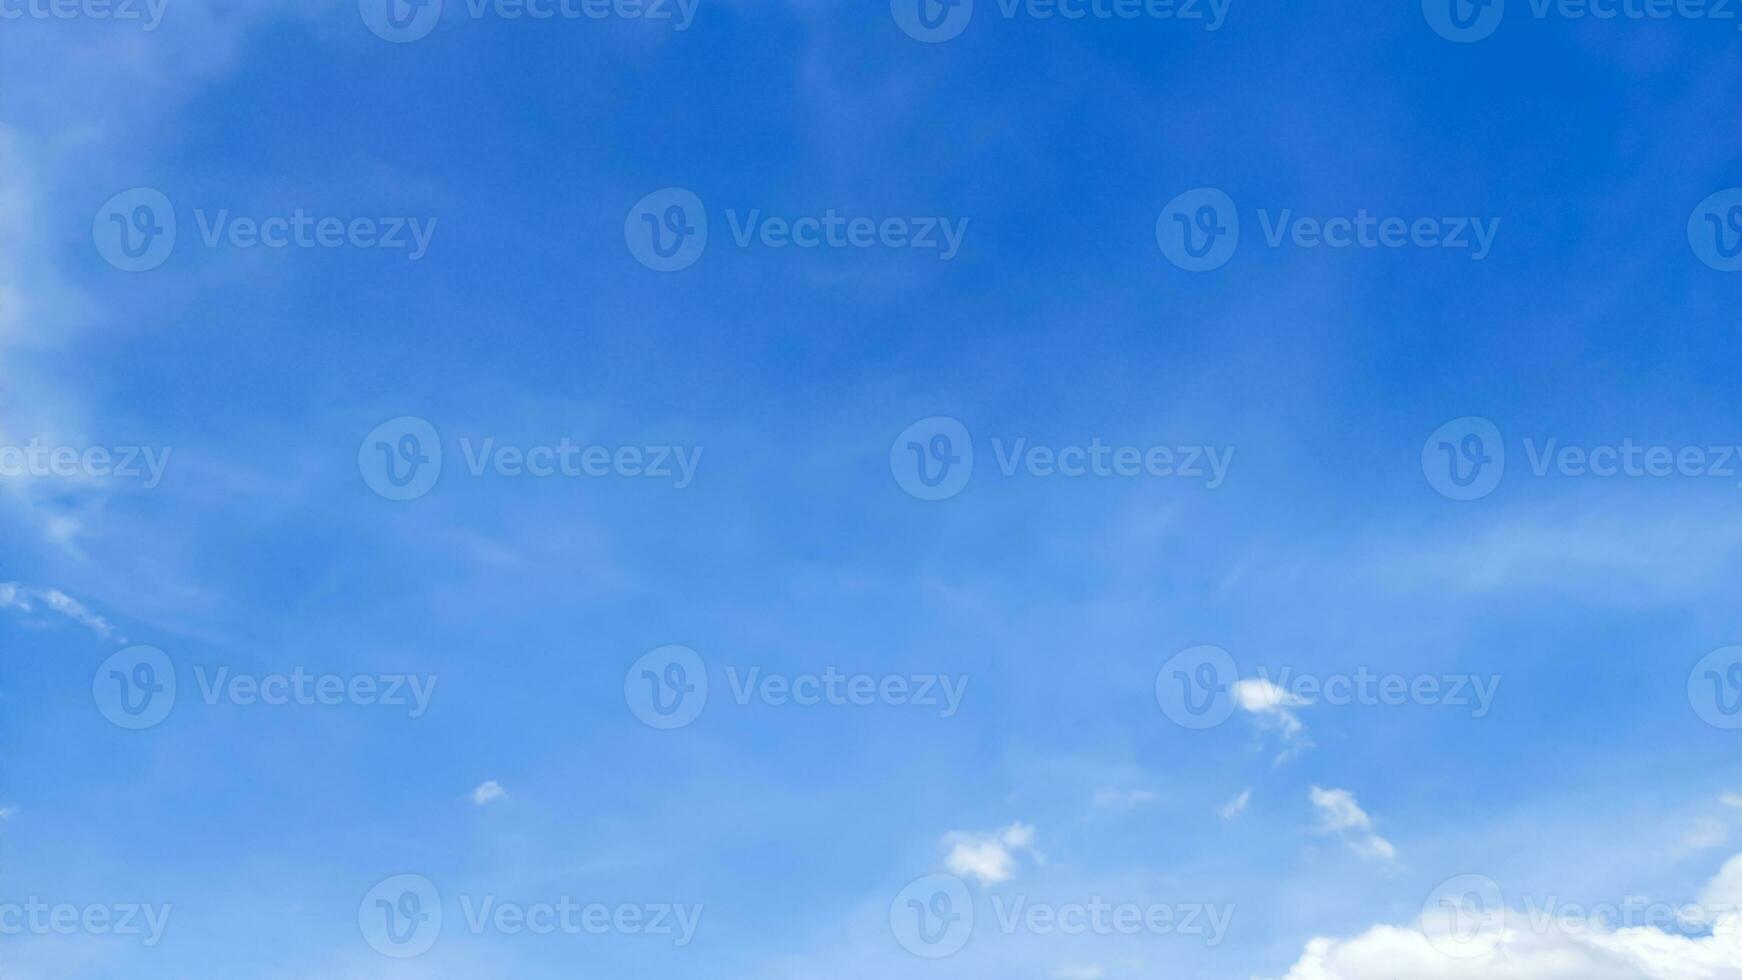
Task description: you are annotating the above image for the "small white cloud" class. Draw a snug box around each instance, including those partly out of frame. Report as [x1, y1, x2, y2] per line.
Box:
[0, 806, 13, 821]
[945, 822, 1037, 884]
[1220, 788, 1252, 820]
[1722, 793, 1742, 812]
[1093, 788, 1158, 810]
[1310, 786, 1395, 863]
[469, 781, 507, 806]
[1051, 965, 1106, 980]
[1234, 677, 1309, 762]
[1234, 677, 1299, 712]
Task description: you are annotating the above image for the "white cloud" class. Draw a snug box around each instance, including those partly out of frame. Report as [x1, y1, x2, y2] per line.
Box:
[944, 822, 1038, 884]
[1050, 965, 1106, 980]
[470, 781, 507, 806]
[1235, 677, 1310, 761]
[1276, 853, 1742, 980]
[1721, 793, 1742, 812]
[1309, 787, 1395, 864]
[0, 582, 124, 642]
[1220, 788, 1253, 820]
[1278, 916, 1742, 979]
[1702, 853, 1742, 908]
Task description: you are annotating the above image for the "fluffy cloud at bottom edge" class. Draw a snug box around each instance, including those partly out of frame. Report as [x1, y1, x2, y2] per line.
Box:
[1276, 855, 1742, 980]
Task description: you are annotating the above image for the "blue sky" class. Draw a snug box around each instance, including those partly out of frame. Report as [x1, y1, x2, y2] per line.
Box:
[2, 1, 1741, 978]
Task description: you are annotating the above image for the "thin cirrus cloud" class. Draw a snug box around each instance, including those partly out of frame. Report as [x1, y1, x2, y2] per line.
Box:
[0, 582, 125, 643]
[1220, 788, 1253, 821]
[1309, 786, 1396, 864]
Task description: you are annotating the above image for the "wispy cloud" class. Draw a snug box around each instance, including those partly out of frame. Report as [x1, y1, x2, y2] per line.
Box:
[1235, 677, 1310, 762]
[0, 582, 125, 642]
[1309, 786, 1395, 864]
[470, 781, 507, 806]
[1220, 788, 1252, 820]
